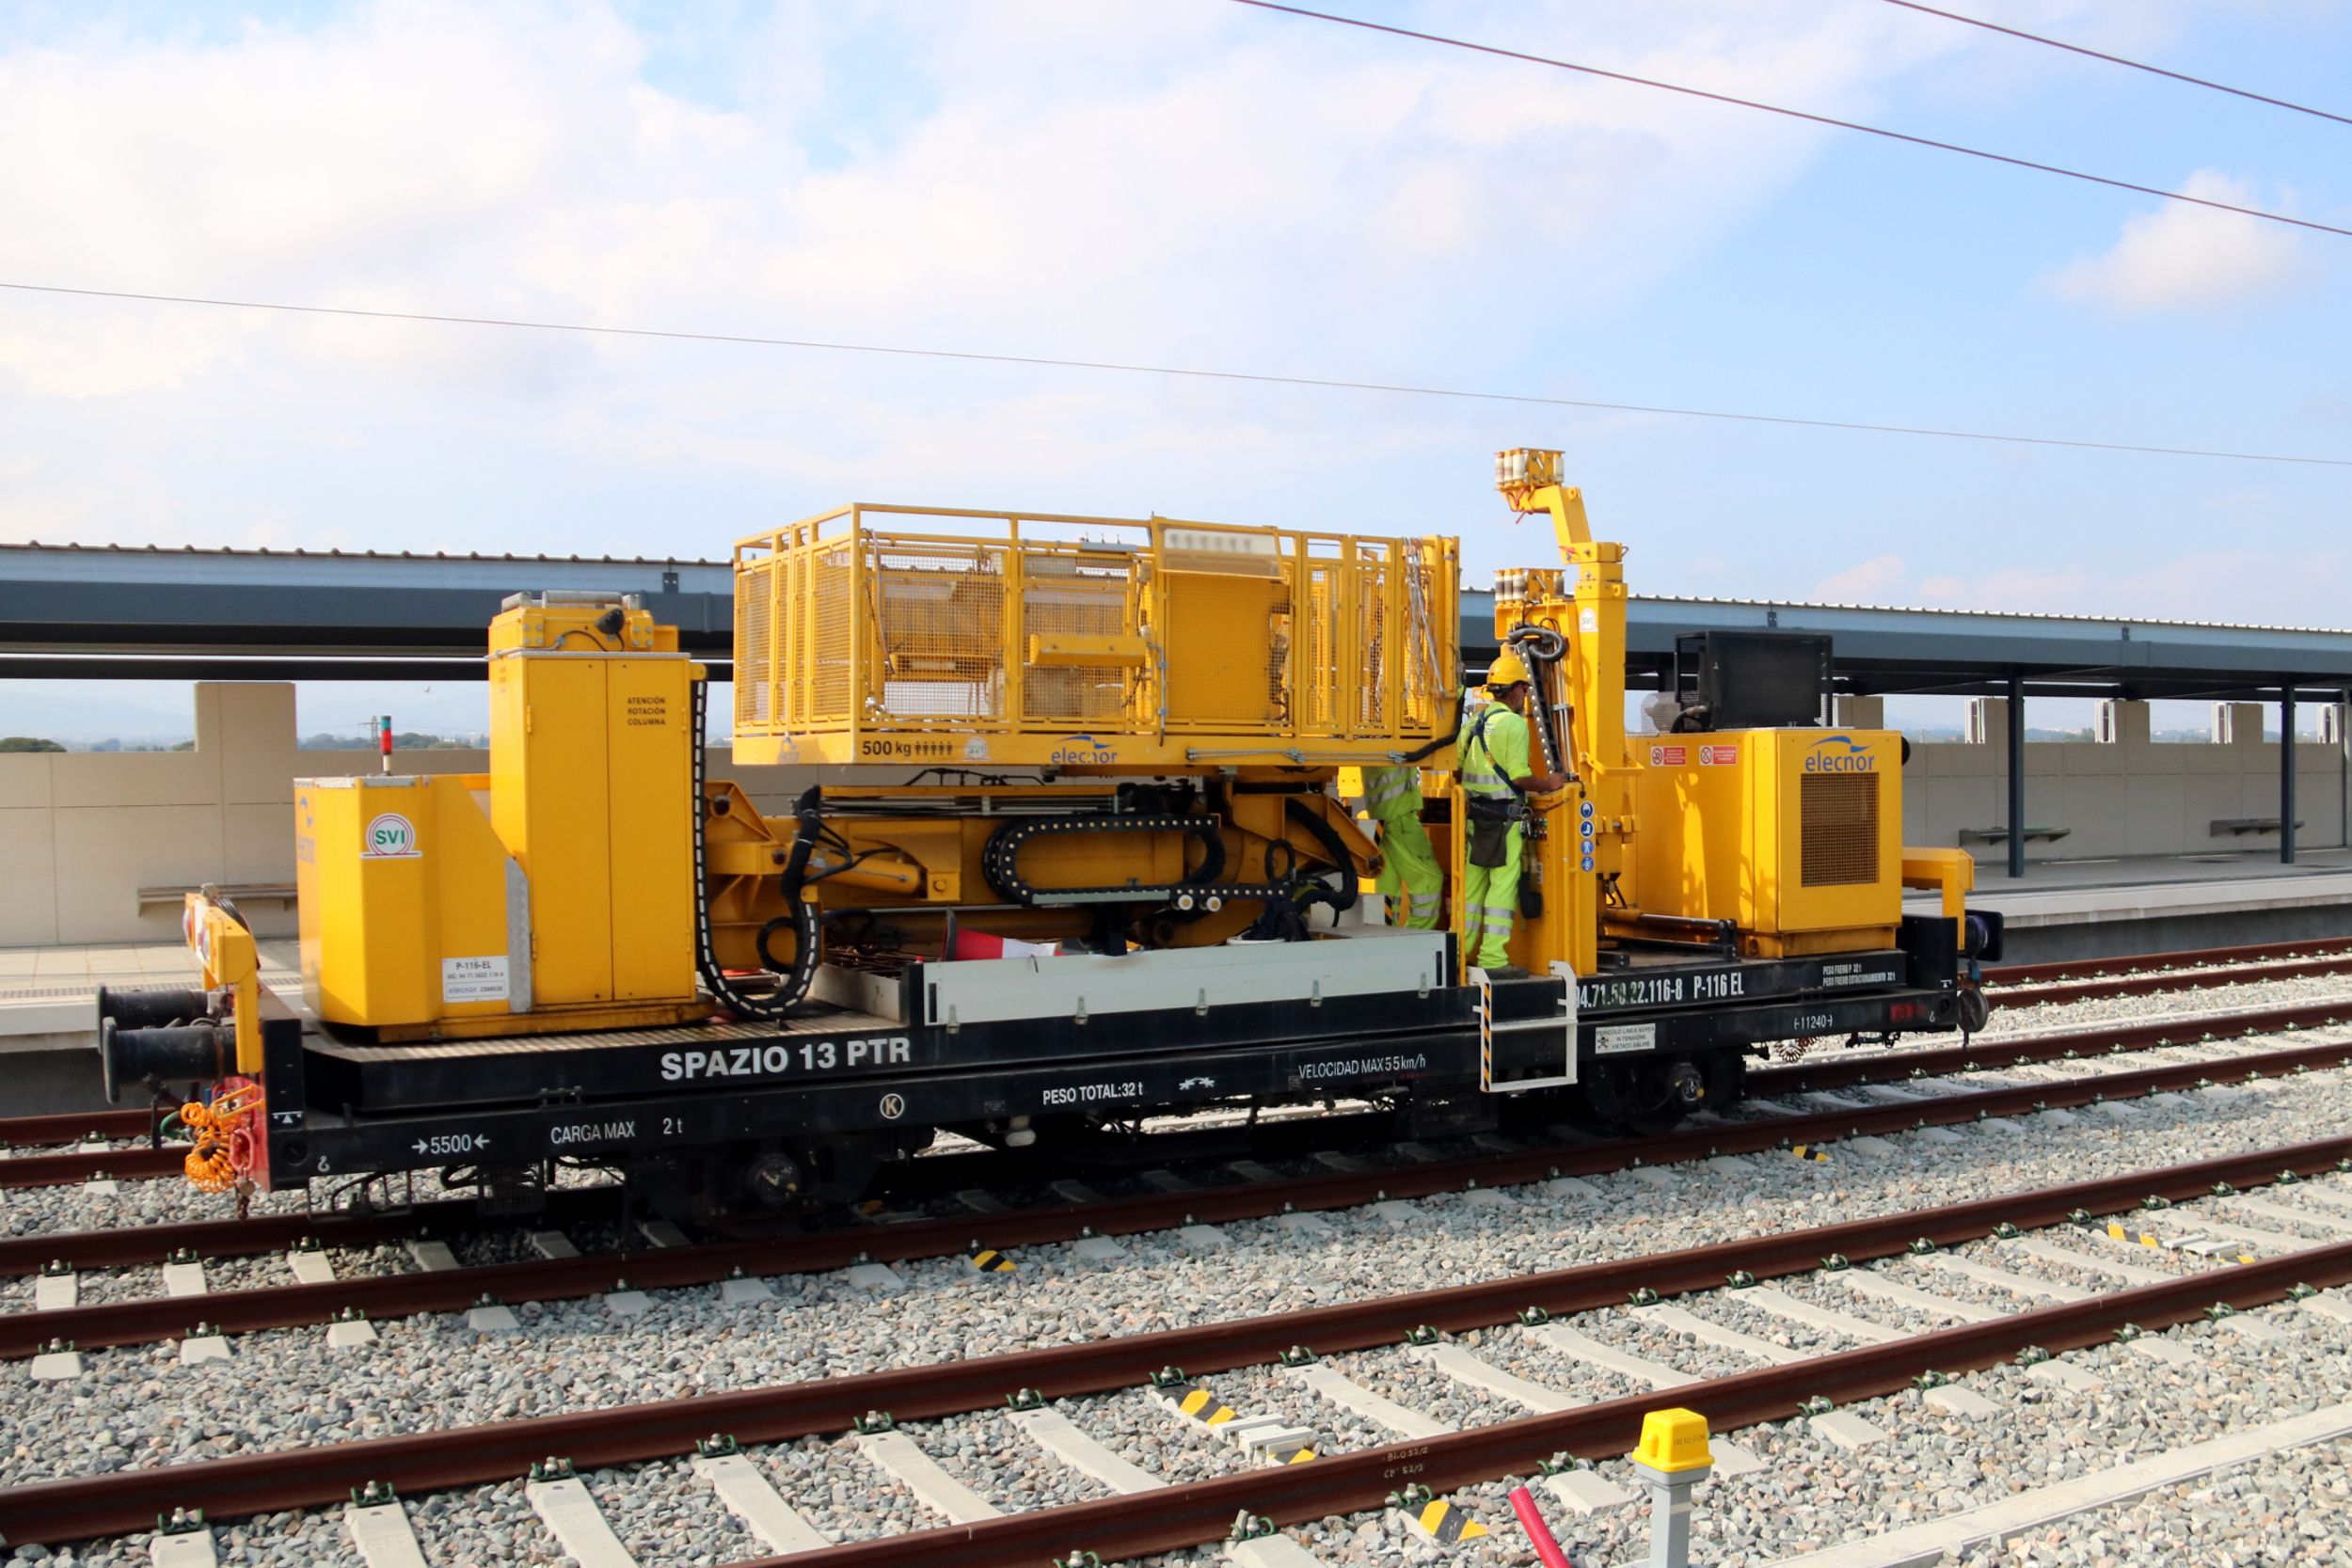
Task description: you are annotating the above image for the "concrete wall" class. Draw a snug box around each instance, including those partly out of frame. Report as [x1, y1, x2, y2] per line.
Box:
[0, 682, 852, 946]
[6, 685, 2349, 947]
[0, 686, 478, 945]
[1912, 699, 2349, 862]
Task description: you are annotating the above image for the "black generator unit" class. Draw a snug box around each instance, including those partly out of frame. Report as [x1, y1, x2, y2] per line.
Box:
[1671, 630, 1833, 731]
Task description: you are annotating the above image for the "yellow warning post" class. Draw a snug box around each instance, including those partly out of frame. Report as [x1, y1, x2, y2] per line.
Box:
[1631, 1406, 1714, 1567]
[1634, 1407, 1714, 1474]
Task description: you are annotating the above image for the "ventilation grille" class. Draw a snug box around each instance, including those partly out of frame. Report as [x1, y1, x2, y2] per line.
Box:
[1800, 772, 1880, 887]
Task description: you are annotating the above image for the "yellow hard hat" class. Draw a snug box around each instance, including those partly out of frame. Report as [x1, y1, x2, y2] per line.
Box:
[1486, 647, 1531, 688]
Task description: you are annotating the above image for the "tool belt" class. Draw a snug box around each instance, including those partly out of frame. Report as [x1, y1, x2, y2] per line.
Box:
[1461, 705, 1528, 869]
[1463, 793, 1520, 868]
[1462, 791, 1523, 825]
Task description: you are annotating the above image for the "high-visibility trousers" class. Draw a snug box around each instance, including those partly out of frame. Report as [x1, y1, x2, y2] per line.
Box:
[1458, 821, 1522, 971]
[1374, 813, 1443, 930]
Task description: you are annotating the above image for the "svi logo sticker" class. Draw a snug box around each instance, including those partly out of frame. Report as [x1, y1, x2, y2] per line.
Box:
[363, 813, 421, 857]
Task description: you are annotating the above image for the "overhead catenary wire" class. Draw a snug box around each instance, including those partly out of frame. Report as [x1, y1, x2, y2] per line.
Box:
[1222, 0, 2352, 240]
[1878, 0, 2352, 129]
[1, 280, 2346, 469]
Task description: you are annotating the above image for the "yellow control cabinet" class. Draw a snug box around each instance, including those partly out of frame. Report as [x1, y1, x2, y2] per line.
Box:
[294, 593, 708, 1041]
[1631, 727, 1903, 958]
[294, 774, 513, 1032]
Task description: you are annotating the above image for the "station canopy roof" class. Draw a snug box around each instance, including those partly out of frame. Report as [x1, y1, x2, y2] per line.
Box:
[4, 541, 2349, 703]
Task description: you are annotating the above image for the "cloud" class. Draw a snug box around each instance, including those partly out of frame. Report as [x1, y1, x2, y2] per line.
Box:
[2046, 170, 2313, 312]
[1916, 549, 2352, 630]
[0, 0, 2310, 598]
[1800, 540, 2352, 633]
[0, 0, 2010, 551]
[1812, 553, 1906, 602]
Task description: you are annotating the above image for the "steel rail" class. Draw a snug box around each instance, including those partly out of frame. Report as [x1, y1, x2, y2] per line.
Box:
[8, 1027, 2348, 1357]
[0, 1108, 1401, 1272]
[0, 1185, 630, 1277]
[0, 1144, 183, 1190]
[0, 1108, 154, 1148]
[748, 1237, 2352, 1568]
[1994, 953, 2352, 1010]
[1987, 935, 2352, 987]
[1751, 996, 2348, 1094]
[4, 1134, 2345, 1544]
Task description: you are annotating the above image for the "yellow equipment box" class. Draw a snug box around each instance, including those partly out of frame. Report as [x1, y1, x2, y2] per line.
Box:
[728, 503, 1457, 769]
[1630, 727, 1903, 958]
[294, 593, 708, 1041]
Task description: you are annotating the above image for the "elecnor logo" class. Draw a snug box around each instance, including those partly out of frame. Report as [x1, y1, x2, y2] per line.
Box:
[1050, 734, 1118, 766]
[1804, 734, 1876, 773]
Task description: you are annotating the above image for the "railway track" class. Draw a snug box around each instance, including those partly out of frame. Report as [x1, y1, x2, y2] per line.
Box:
[1989, 940, 2352, 1009]
[8, 1001, 2349, 1358]
[0, 1107, 155, 1147]
[1984, 933, 2352, 988]
[8, 1132, 2350, 1555]
[767, 1231, 2352, 1568]
[6, 941, 2348, 1564]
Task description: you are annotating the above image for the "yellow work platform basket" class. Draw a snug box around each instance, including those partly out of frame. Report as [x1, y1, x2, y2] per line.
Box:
[728, 503, 1458, 770]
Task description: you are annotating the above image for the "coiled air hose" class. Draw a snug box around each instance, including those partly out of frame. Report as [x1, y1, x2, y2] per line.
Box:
[1506, 624, 1571, 782]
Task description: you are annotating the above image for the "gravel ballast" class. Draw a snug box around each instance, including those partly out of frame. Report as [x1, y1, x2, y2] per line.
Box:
[9, 990, 2352, 1563]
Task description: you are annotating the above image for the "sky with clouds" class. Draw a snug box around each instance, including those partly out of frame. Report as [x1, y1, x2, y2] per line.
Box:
[0, 0, 2346, 736]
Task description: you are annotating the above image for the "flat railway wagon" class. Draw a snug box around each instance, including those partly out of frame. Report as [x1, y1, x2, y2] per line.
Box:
[99, 451, 1997, 1216]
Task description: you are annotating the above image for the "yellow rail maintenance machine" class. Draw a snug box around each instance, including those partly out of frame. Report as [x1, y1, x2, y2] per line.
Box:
[103, 457, 1994, 1213]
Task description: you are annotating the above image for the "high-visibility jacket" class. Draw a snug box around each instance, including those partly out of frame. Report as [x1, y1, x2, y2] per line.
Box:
[1454, 703, 1531, 970]
[1457, 703, 1531, 810]
[1360, 762, 1422, 821]
[1361, 764, 1442, 929]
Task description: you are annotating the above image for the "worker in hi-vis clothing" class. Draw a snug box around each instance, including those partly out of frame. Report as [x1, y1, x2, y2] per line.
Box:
[1454, 648, 1568, 977]
[1360, 764, 1441, 928]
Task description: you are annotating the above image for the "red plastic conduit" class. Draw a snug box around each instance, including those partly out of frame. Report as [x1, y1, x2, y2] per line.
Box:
[1508, 1484, 1574, 1568]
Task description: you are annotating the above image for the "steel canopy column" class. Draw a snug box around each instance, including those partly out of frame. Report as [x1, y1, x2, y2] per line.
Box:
[2281, 685, 2297, 865]
[2007, 672, 2026, 879]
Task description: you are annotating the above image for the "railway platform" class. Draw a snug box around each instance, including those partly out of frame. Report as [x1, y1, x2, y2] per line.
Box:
[0, 938, 301, 1117]
[1908, 847, 2352, 963]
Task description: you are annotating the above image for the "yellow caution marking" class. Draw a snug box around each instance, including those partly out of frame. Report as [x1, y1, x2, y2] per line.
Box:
[966, 1247, 1015, 1274]
[1166, 1384, 1239, 1426]
[1413, 1498, 1487, 1544]
[1789, 1145, 1830, 1163]
[1274, 1442, 1317, 1465]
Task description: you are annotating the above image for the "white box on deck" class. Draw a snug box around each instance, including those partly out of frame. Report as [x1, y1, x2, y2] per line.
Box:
[917, 928, 1449, 1027]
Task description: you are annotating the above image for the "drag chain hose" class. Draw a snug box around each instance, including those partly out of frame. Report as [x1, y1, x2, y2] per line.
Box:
[689, 677, 818, 1020]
